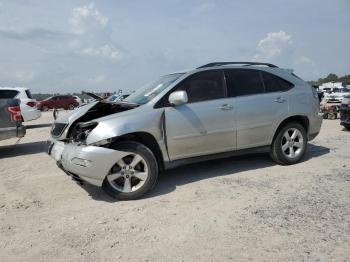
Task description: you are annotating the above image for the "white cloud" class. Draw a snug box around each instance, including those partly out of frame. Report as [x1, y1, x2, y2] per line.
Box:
[87, 75, 106, 84]
[71, 3, 108, 35]
[80, 44, 122, 61]
[192, 2, 217, 16]
[254, 30, 293, 60]
[295, 56, 315, 66]
[14, 71, 34, 83]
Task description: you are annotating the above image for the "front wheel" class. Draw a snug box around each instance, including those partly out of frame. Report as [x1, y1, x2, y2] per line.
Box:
[270, 122, 307, 165]
[102, 141, 158, 200]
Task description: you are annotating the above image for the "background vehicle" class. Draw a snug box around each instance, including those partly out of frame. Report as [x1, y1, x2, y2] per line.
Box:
[0, 87, 41, 122]
[340, 95, 350, 130]
[73, 96, 82, 105]
[37, 95, 79, 111]
[0, 98, 26, 141]
[48, 62, 322, 200]
[106, 94, 130, 102]
[323, 87, 350, 103]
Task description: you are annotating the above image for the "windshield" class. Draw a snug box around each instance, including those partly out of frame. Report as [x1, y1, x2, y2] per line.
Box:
[124, 73, 184, 105]
[107, 95, 119, 101]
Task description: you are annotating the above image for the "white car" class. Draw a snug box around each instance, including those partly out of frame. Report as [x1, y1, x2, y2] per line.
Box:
[73, 96, 82, 105]
[0, 87, 41, 122]
[324, 87, 350, 103]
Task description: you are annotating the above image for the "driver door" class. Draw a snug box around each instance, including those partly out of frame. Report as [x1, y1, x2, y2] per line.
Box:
[164, 70, 236, 160]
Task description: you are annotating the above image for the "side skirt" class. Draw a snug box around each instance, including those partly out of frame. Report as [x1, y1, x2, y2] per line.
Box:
[163, 146, 270, 170]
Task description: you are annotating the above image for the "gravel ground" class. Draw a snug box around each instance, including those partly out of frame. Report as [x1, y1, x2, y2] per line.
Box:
[0, 112, 349, 261]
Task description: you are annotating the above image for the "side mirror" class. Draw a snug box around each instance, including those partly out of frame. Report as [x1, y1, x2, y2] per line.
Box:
[168, 91, 188, 106]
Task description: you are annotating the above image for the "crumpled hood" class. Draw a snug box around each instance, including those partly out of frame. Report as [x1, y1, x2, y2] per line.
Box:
[55, 101, 99, 124]
[52, 101, 140, 140]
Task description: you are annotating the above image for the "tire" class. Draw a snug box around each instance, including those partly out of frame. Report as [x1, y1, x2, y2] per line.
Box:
[329, 113, 336, 120]
[68, 104, 75, 110]
[270, 122, 307, 165]
[102, 141, 158, 200]
[344, 124, 350, 131]
[42, 105, 49, 111]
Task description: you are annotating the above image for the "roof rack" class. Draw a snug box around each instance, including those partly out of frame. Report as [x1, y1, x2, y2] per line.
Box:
[197, 62, 278, 69]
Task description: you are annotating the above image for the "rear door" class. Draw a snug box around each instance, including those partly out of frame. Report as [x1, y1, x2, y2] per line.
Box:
[224, 69, 290, 149]
[55, 96, 65, 108]
[164, 70, 236, 160]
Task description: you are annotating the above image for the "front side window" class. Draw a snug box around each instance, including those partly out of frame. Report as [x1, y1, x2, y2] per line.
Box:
[225, 69, 264, 97]
[175, 70, 226, 103]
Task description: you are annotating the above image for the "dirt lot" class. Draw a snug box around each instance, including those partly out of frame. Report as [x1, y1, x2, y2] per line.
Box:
[0, 112, 349, 261]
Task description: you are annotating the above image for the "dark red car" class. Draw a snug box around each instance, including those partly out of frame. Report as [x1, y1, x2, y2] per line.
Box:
[37, 95, 79, 111]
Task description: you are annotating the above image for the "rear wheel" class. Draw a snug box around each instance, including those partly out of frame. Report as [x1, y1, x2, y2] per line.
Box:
[42, 105, 49, 111]
[343, 124, 350, 131]
[102, 141, 158, 200]
[270, 122, 307, 165]
[68, 104, 75, 110]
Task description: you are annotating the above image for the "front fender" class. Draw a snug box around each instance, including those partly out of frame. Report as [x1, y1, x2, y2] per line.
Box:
[86, 108, 165, 146]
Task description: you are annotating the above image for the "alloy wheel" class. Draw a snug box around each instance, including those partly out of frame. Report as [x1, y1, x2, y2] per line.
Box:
[281, 128, 304, 159]
[107, 153, 149, 193]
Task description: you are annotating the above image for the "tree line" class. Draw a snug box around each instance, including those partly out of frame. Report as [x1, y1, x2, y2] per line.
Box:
[308, 73, 350, 86]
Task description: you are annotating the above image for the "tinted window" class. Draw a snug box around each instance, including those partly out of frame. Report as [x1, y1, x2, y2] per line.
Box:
[262, 72, 293, 92]
[56, 96, 69, 100]
[0, 90, 19, 99]
[277, 77, 294, 91]
[176, 70, 226, 103]
[25, 89, 33, 99]
[225, 69, 264, 97]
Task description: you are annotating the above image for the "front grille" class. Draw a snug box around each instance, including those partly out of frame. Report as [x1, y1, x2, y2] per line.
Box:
[51, 123, 67, 137]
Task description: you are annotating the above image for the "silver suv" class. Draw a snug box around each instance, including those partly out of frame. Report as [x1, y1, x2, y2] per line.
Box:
[48, 62, 323, 200]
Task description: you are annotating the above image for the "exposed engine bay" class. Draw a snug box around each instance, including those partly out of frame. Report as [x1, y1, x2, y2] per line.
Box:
[69, 101, 139, 143]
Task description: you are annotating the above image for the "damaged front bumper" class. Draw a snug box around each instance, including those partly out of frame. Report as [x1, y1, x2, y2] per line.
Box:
[47, 139, 129, 186]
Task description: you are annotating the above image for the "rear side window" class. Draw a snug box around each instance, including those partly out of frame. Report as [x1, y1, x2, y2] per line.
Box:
[25, 89, 33, 99]
[262, 72, 293, 93]
[176, 70, 226, 103]
[225, 69, 264, 97]
[0, 90, 19, 99]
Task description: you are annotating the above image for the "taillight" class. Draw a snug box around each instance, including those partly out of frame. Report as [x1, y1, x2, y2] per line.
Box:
[7, 106, 23, 122]
[27, 101, 36, 107]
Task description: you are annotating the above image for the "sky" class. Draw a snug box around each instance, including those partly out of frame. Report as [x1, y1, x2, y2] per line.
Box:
[0, 0, 349, 93]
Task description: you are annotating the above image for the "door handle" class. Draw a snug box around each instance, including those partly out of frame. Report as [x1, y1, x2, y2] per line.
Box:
[274, 97, 286, 103]
[219, 104, 233, 110]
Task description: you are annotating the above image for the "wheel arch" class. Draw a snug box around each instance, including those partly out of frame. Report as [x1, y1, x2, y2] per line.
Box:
[272, 115, 310, 142]
[109, 132, 165, 170]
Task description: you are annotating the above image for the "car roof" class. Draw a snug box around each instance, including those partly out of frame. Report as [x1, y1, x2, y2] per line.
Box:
[0, 87, 30, 91]
[171, 62, 292, 76]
